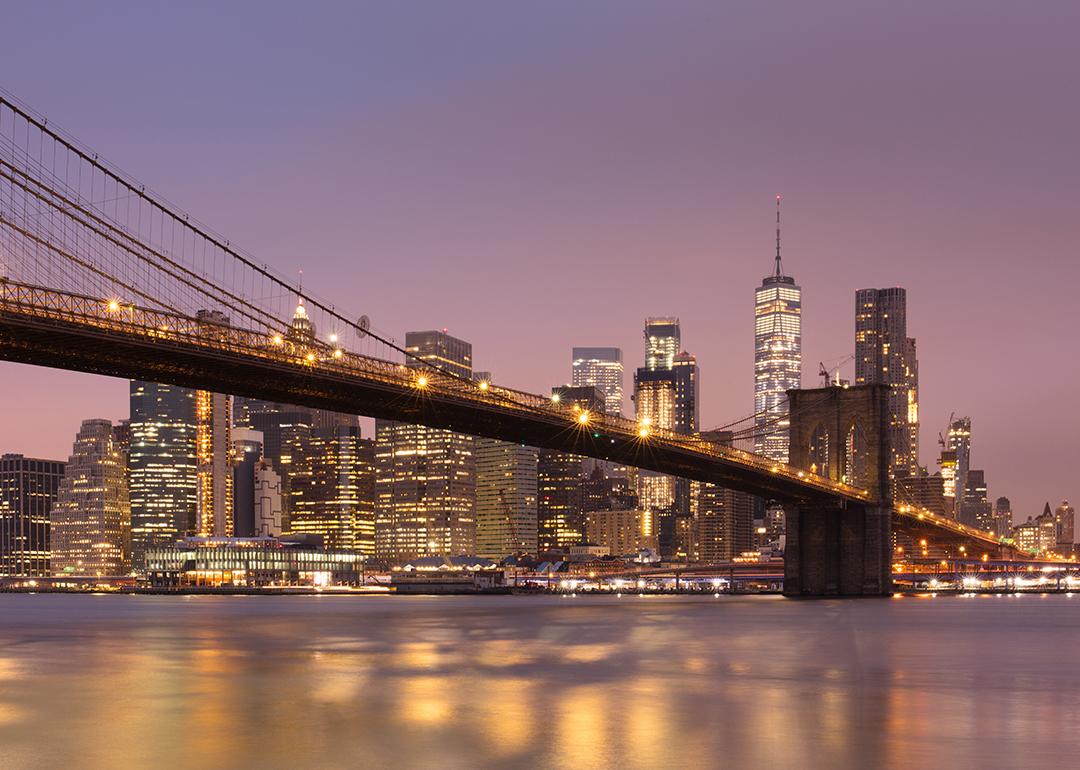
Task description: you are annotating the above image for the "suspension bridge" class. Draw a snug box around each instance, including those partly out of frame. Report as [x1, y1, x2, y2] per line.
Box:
[0, 94, 1041, 594]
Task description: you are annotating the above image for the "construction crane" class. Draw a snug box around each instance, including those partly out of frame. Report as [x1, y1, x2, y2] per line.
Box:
[818, 354, 855, 387]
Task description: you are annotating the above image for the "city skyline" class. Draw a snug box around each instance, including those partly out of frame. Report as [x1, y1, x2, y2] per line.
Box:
[0, 2, 1077, 519]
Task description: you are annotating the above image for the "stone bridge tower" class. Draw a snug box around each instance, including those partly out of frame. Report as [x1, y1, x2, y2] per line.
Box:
[784, 384, 892, 596]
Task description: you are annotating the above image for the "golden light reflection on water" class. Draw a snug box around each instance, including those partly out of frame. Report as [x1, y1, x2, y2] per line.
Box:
[2, 594, 1080, 769]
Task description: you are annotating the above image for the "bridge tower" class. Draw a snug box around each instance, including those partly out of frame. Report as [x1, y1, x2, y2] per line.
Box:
[784, 384, 892, 596]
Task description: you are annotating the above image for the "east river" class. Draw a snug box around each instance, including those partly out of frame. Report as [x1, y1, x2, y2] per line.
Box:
[2, 593, 1079, 769]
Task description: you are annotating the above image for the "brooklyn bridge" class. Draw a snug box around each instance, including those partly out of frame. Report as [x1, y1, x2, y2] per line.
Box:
[0, 95, 1045, 595]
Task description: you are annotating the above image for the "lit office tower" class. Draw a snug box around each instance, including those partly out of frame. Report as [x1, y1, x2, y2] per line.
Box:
[50, 419, 130, 576]
[571, 347, 624, 417]
[375, 330, 476, 562]
[475, 439, 538, 558]
[290, 426, 375, 555]
[129, 381, 197, 567]
[672, 352, 700, 435]
[195, 389, 233, 537]
[754, 197, 802, 463]
[947, 417, 971, 517]
[537, 386, 602, 552]
[689, 431, 754, 562]
[634, 368, 677, 512]
[854, 287, 919, 477]
[0, 454, 65, 577]
[994, 496, 1013, 537]
[645, 317, 680, 371]
[235, 398, 313, 530]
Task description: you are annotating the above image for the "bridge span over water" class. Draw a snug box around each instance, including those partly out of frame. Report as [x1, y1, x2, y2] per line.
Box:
[0, 95, 1036, 594]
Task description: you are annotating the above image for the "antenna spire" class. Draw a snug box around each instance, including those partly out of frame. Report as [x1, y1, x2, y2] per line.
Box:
[774, 194, 783, 277]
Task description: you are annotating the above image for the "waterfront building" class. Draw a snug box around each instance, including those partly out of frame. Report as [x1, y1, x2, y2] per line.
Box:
[475, 439, 538, 558]
[290, 426, 375, 556]
[0, 454, 66, 577]
[375, 330, 476, 562]
[754, 197, 802, 463]
[644, 317, 680, 371]
[50, 419, 130, 576]
[571, 347, 624, 417]
[143, 535, 365, 587]
[994, 496, 1013, 537]
[855, 287, 919, 477]
[129, 381, 197, 568]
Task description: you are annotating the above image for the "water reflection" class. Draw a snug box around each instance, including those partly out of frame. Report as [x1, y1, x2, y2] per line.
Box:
[2, 594, 1080, 768]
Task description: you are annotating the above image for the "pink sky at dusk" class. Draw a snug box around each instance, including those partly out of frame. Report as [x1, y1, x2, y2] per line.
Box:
[0, 1, 1077, 518]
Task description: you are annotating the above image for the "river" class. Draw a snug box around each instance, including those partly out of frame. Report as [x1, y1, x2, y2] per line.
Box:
[1, 593, 1078, 769]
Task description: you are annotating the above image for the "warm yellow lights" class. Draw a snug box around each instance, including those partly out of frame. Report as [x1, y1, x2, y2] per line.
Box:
[271, 334, 284, 345]
[416, 375, 429, 388]
[333, 349, 343, 359]
[551, 393, 561, 403]
[478, 380, 489, 391]
[106, 299, 121, 312]
[328, 333, 338, 343]
[577, 411, 590, 425]
[305, 352, 316, 363]
[638, 426, 650, 438]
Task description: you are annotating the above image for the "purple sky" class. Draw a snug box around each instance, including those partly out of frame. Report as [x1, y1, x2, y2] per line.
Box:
[1, 1, 1077, 518]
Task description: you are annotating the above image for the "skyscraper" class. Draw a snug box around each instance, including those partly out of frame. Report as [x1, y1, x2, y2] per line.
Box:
[375, 330, 476, 562]
[689, 430, 754, 563]
[571, 347, 624, 417]
[994, 496, 1013, 537]
[754, 197, 802, 463]
[672, 351, 700, 435]
[855, 287, 919, 477]
[537, 386, 601, 553]
[961, 469, 992, 531]
[195, 389, 233, 537]
[290, 426, 374, 555]
[129, 380, 197, 568]
[235, 398, 313, 531]
[475, 439, 538, 558]
[947, 417, 972, 518]
[50, 419, 130, 576]
[231, 428, 283, 538]
[0, 454, 65, 577]
[644, 317, 680, 371]
[633, 367, 676, 514]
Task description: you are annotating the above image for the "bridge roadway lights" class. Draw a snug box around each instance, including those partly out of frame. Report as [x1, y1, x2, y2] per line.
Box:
[784, 502, 891, 596]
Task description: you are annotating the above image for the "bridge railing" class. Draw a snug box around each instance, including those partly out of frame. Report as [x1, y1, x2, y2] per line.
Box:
[1, 278, 875, 502]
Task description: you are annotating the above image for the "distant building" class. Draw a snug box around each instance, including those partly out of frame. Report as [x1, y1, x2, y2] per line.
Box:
[961, 469, 992, 531]
[50, 419, 130, 576]
[585, 507, 657, 555]
[689, 430, 754, 562]
[290, 426, 375, 555]
[1055, 500, 1075, 549]
[947, 417, 972, 518]
[375, 330, 476, 562]
[994, 496, 1013, 537]
[537, 449, 584, 552]
[855, 287, 919, 477]
[1012, 505, 1057, 554]
[231, 429, 283, 538]
[475, 438, 538, 558]
[129, 381, 197, 568]
[633, 367, 676, 515]
[896, 473, 952, 519]
[644, 317, 680, 371]
[571, 347, 624, 417]
[754, 198, 801, 463]
[235, 399, 313, 531]
[0, 454, 66, 577]
[195, 389, 233, 537]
